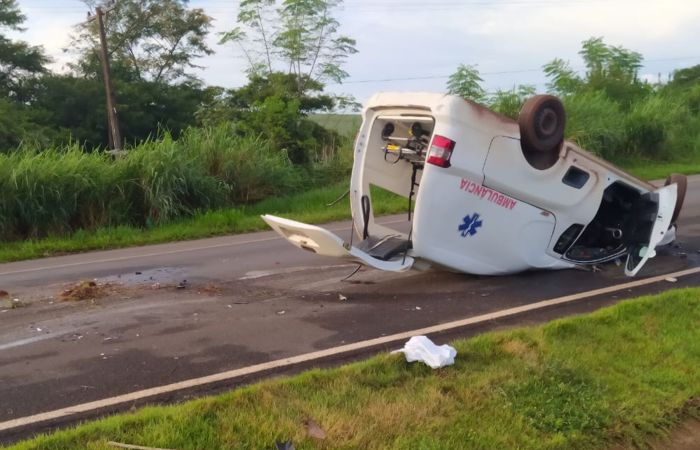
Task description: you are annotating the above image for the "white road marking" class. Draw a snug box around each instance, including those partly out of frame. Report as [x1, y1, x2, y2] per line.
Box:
[2, 265, 699, 433]
[0, 335, 52, 352]
[0, 219, 407, 277]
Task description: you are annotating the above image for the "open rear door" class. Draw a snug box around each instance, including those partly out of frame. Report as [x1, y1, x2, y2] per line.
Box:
[624, 184, 677, 276]
[262, 215, 414, 272]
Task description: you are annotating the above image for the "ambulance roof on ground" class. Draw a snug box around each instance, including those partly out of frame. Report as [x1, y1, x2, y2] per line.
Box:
[364, 92, 519, 139]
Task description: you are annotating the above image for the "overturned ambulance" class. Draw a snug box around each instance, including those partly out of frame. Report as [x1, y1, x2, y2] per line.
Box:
[263, 93, 687, 277]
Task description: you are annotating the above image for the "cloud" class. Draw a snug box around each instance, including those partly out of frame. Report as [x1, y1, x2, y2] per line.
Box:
[9, 0, 700, 105]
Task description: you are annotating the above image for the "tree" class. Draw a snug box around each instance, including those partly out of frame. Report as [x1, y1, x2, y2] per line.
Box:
[19, 74, 210, 149]
[220, 0, 357, 90]
[446, 64, 486, 103]
[543, 58, 582, 96]
[0, 0, 47, 98]
[196, 72, 339, 164]
[72, 0, 213, 83]
[543, 37, 648, 106]
[669, 64, 700, 88]
[580, 37, 645, 104]
[580, 37, 642, 87]
[218, 1, 356, 164]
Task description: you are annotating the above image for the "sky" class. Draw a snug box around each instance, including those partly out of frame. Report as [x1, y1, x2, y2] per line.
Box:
[10, 0, 700, 106]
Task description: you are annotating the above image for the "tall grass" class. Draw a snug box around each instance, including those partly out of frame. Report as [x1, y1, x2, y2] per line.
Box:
[563, 89, 700, 162]
[0, 124, 351, 240]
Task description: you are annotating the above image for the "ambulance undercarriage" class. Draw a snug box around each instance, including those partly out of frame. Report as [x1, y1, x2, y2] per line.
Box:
[264, 93, 685, 277]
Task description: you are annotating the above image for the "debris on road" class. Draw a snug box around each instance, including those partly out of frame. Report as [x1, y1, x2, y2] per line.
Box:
[60, 280, 110, 301]
[10, 298, 25, 309]
[338, 293, 347, 301]
[0, 295, 23, 310]
[393, 336, 457, 369]
[176, 280, 188, 289]
[276, 310, 286, 315]
[198, 283, 222, 296]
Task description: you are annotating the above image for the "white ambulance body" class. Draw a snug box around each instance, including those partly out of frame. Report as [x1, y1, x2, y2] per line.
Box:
[263, 93, 685, 277]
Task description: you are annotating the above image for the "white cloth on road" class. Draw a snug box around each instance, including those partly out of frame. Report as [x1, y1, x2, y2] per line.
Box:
[393, 335, 457, 369]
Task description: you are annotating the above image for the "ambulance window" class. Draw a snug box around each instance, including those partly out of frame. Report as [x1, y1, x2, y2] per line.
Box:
[562, 166, 590, 189]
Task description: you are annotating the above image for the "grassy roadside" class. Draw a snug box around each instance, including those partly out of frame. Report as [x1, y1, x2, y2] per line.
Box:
[7, 288, 700, 450]
[0, 162, 697, 264]
[622, 161, 700, 182]
[0, 183, 407, 263]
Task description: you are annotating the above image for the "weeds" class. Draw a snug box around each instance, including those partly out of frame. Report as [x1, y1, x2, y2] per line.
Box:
[0, 124, 352, 241]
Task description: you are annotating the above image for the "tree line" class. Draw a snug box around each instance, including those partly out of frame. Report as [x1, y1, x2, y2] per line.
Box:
[447, 37, 700, 161]
[0, 0, 356, 162]
[2, 0, 699, 163]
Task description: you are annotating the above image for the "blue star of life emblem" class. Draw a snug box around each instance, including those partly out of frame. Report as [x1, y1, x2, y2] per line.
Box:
[458, 213, 482, 237]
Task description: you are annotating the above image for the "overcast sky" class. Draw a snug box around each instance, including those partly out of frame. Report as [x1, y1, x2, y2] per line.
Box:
[12, 0, 700, 105]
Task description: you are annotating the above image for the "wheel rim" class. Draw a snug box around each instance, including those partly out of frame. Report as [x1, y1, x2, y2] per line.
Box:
[537, 108, 558, 138]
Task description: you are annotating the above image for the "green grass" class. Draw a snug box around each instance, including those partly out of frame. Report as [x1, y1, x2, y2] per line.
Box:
[7, 288, 700, 450]
[0, 125, 353, 241]
[623, 161, 700, 182]
[0, 183, 408, 263]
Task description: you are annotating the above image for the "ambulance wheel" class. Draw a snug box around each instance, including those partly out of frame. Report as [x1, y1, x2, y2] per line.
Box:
[665, 173, 687, 225]
[519, 95, 566, 155]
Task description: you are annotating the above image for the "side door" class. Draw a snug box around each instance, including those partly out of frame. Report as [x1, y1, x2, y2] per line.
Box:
[624, 184, 677, 276]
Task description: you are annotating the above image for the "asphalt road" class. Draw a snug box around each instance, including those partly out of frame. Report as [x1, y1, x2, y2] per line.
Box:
[0, 175, 699, 442]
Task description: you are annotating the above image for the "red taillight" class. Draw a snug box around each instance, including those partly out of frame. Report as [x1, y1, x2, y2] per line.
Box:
[426, 135, 455, 168]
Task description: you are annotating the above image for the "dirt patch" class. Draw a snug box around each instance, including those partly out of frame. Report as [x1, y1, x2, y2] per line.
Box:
[611, 414, 700, 450]
[60, 281, 113, 302]
[196, 283, 223, 296]
[649, 417, 700, 450]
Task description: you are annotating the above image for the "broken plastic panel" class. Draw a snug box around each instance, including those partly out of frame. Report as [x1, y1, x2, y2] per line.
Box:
[261, 215, 414, 272]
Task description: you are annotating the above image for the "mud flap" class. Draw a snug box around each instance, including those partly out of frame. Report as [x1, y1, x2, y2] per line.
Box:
[261, 215, 414, 272]
[624, 184, 677, 277]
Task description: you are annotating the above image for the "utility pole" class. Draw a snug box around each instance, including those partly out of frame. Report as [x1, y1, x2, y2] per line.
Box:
[90, 4, 122, 151]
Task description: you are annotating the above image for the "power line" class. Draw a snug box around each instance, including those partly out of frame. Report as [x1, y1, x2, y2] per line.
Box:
[330, 56, 700, 86]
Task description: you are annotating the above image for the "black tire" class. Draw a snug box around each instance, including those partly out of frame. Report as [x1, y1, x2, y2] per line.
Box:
[664, 173, 687, 225]
[519, 95, 566, 154]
